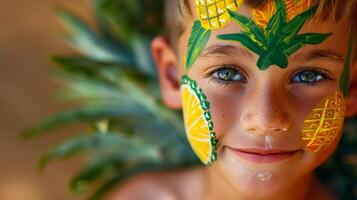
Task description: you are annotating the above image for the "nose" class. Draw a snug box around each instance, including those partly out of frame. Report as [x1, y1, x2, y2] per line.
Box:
[240, 89, 292, 136]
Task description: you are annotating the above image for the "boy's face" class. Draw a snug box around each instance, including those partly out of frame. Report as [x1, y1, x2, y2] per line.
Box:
[153, 0, 352, 198]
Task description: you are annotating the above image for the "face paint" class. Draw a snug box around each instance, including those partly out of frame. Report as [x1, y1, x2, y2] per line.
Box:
[217, 0, 331, 69]
[183, 0, 340, 163]
[183, 1, 244, 164]
[185, 0, 243, 70]
[196, 0, 243, 30]
[181, 75, 218, 165]
[302, 91, 346, 152]
[302, 29, 355, 152]
[340, 27, 355, 97]
[252, 0, 312, 28]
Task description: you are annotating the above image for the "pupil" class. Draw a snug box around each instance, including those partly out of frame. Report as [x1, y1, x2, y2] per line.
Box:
[303, 72, 316, 82]
[219, 69, 234, 81]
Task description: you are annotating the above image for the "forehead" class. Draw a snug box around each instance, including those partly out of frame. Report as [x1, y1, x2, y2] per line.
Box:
[178, 0, 350, 68]
[204, 18, 349, 56]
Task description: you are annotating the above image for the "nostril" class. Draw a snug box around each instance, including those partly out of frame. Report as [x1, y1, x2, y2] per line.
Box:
[269, 127, 289, 134]
[241, 112, 292, 135]
[247, 128, 258, 133]
[246, 127, 288, 135]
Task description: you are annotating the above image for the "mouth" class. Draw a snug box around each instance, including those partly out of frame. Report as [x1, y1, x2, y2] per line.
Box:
[227, 147, 301, 164]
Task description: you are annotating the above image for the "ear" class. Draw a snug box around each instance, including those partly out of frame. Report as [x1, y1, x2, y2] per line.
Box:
[151, 36, 182, 109]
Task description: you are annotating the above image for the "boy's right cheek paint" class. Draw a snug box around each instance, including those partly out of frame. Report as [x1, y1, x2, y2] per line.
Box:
[301, 91, 346, 152]
[181, 75, 218, 165]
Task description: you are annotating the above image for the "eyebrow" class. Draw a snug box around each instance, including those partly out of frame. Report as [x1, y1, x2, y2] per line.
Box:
[291, 49, 345, 63]
[197, 44, 255, 60]
[197, 45, 345, 65]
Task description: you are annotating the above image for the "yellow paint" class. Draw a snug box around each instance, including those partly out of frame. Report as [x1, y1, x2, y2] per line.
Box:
[181, 84, 214, 164]
[302, 91, 346, 152]
[252, 0, 312, 28]
[195, 0, 243, 30]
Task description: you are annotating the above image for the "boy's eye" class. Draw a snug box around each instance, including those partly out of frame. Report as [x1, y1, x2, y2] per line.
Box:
[211, 67, 246, 83]
[291, 70, 327, 84]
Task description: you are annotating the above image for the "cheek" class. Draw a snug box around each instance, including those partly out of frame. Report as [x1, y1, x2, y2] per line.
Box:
[206, 93, 242, 138]
[301, 91, 346, 153]
[181, 74, 346, 166]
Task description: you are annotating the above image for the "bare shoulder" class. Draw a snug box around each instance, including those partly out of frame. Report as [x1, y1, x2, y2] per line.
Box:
[106, 171, 178, 200]
[107, 167, 206, 200]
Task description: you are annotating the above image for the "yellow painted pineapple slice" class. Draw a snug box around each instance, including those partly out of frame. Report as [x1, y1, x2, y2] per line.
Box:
[195, 0, 243, 30]
[302, 91, 346, 152]
[252, 0, 312, 28]
[181, 75, 218, 164]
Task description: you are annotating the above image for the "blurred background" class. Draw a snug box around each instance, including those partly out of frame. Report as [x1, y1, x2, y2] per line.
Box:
[0, 0, 93, 199]
[1, 0, 356, 200]
[1, 1, 191, 199]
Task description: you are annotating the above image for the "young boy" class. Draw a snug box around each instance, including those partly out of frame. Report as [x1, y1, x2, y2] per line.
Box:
[109, 0, 356, 199]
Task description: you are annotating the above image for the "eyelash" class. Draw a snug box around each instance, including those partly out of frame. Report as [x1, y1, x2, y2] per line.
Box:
[206, 65, 333, 87]
[290, 69, 333, 87]
[206, 65, 246, 87]
[208, 77, 232, 87]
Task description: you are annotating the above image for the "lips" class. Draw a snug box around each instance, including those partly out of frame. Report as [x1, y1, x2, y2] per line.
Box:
[227, 147, 301, 164]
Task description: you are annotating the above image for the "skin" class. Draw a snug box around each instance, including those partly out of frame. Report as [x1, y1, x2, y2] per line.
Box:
[108, 1, 355, 200]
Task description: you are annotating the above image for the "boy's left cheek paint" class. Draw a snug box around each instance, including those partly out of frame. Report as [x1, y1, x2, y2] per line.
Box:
[301, 91, 346, 153]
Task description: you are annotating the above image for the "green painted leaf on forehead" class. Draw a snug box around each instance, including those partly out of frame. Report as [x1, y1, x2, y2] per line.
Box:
[185, 20, 211, 70]
[217, 0, 332, 70]
[340, 28, 355, 97]
[217, 33, 265, 55]
[257, 50, 288, 69]
[279, 6, 317, 43]
[265, 0, 286, 36]
[283, 32, 332, 56]
[227, 9, 268, 48]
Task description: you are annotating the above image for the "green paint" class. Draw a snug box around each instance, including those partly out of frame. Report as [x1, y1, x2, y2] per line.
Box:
[339, 28, 355, 97]
[217, 0, 332, 70]
[181, 75, 218, 164]
[185, 20, 211, 70]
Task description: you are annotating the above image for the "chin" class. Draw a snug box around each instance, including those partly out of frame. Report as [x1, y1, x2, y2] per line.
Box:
[232, 172, 297, 199]
[214, 147, 310, 199]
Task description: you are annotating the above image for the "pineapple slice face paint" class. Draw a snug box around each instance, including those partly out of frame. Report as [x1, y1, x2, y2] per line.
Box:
[181, 75, 218, 165]
[302, 91, 346, 152]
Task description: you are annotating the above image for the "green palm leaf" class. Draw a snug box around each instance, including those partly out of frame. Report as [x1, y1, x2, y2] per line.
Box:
[70, 156, 123, 193]
[22, 106, 147, 139]
[58, 8, 132, 64]
[38, 133, 161, 170]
